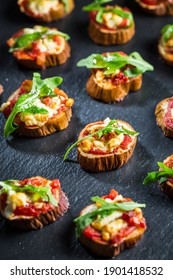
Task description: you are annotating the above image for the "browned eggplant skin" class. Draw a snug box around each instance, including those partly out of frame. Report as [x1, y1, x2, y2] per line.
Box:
[3, 190, 69, 230]
[18, 0, 75, 22]
[77, 120, 137, 172]
[88, 20, 135, 45]
[159, 155, 173, 198]
[86, 73, 142, 103]
[136, 0, 173, 16]
[155, 97, 173, 138]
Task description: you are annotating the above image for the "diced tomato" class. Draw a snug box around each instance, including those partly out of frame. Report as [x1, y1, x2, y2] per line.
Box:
[111, 226, 136, 244]
[164, 99, 173, 130]
[21, 177, 47, 187]
[42, 96, 52, 106]
[141, 0, 161, 5]
[89, 147, 109, 155]
[120, 135, 132, 149]
[14, 205, 39, 217]
[50, 179, 60, 189]
[111, 72, 129, 85]
[119, 18, 128, 28]
[122, 212, 146, 228]
[53, 35, 62, 45]
[89, 11, 97, 21]
[83, 225, 101, 239]
[102, 189, 119, 200]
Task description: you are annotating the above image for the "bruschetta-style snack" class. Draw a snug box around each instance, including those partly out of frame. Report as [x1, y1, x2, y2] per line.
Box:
[7, 25, 70, 69]
[77, 51, 153, 103]
[155, 96, 173, 138]
[0, 72, 74, 138]
[143, 155, 173, 198]
[158, 24, 173, 66]
[83, 0, 135, 45]
[18, 0, 75, 22]
[0, 176, 69, 230]
[74, 189, 146, 257]
[136, 0, 173, 16]
[64, 117, 139, 172]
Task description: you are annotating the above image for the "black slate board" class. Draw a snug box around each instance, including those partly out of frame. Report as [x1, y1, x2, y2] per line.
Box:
[0, 0, 173, 260]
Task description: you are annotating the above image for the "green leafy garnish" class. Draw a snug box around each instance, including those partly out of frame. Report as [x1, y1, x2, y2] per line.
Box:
[0, 180, 57, 206]
[63, 119, 139, 160]
[74, 195, 146, 237]
[143, 162, 173, 185]
[77, 52, 154, 77]
[161, 24, 173, 42]
[61, 0, 69, 12]
[83, 0, 112, 12]
[4, 72, 63, 138]
[9, 27, 70, 52]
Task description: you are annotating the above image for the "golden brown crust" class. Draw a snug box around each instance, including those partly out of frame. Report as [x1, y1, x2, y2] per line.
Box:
[158, 38, 173, 67]
[136, 0, 173, 16]
[155, 97, 173, 138]
[79, 228, 145, 257]
[77, 120, 137, 172]
[8, 190, 69, 230]
[88, 21, 135, 45]
[18, 0, 75, 22]
[86, 73, 142, 103]
[16, 41, 71, 70]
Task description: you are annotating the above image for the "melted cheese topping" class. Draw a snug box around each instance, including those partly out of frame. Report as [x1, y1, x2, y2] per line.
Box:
[79, 118, 133, 154]
[94, 69, 125, 89]
[19, 0, 59, 15]
[102, 12, 130, 29]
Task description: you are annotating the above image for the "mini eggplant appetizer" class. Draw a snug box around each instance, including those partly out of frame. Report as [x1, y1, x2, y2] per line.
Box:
[0, 176, 69, 230]
[158, 24, 173, 66]
[74, 189, 146, 257]
[155, 96, 173, 138]
[0, 72, 74, 138]
[18, 0, 75, 22]
[143, 155, 173, 198]
[83, 0, 135, 45]
[77, 51, 153, 103]
[64, 117, 139, 172]
[7, 25, 70, 69]
[136, 0, 173, 16]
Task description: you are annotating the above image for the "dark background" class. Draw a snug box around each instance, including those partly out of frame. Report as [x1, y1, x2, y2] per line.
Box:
[0, 0, 173, 260]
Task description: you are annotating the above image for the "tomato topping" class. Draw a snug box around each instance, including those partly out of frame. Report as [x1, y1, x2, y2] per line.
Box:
[14, 203, 53, 217]
[119, 18, 128, 28]
[111, 226, 136, 244]
[53, 35, 62, 45]
[83, 225, 101, 239]
[0, 193, 8, 210]
[164, 99, 173, 130]
[20, 177, 47, 187]
[122, 211, 146, 228]
[120, 135, 132, 149]
[89, 147, 109, 155]
[42, 96, 52, 106]
[50, 179, 60, 189]
[111, 72, 129, 85]
[102, 189, 119, 200]
[141, 0, 161, 5]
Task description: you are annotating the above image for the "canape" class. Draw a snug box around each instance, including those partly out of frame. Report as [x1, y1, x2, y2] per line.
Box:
[0, 72, 74, 138]
[0, 176, 69, 230]
[7, 25, 71, 70]
[77, 51, 154, 103]
[136, 0, 173, 16]
[64, 118, 139, 172]
[74, 189, 146, 257]
[143, 155, 173, 198]
[158, 24, 173, 66]
[18, 0, 75, 22]
[155, 96, 173, 138]
[83, 1, 135, 45]
[0, 84, 3, 95]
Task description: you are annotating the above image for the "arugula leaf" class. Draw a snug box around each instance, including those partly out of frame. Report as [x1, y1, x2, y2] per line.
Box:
[77, 52, 154, 77]
[9, 28, 70, 52]
[61, 0, 69, 12]
[74, 195, 146, 237]
[4, 73, 63, 138]
[63, 119, 139, 160]
[161, 24, 173, 42]
[96, 7, 133, 25]
[83, 0, 112, 12]
[143, 162, 173, 185]
[0, 180, 57, 206]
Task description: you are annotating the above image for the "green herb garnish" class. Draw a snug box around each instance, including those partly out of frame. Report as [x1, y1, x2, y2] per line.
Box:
[77, 52, 154, 77]
[0, 180, 57, 206]
[83, 0, 113, 12]
[4, 72, 63, 138]
[161, 24, 173, 42]
[63, 119, 139, 160]
[74, 195, 146, 237]
[9, 26, 70, 52]
[143, 162, 173, 185]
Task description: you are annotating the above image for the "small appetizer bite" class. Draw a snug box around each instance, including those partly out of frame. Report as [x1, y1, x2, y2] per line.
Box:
[0, 176, 69, 230]
[0, 84, 3, 95]
[83, 0, 135, 45]
[77, 52, 153, 103]
[136, 0, 173, 16]
[143, 155, 173, 198]
[74, 189, 146, 257]
[18, 0, 74, 22]
[0, 72, 74, 138]
[155, 96, 173, 138]
[64, 118, 138, 172]
[7, 25, 70, 69]
[158, 24, 173, 66]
